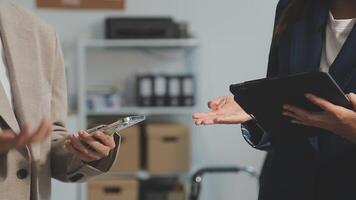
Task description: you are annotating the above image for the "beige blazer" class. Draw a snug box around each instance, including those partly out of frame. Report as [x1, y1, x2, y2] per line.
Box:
[0, 1, 120, 200]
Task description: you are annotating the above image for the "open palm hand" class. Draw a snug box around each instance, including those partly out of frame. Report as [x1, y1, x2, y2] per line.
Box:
[193, 95, 252, 125]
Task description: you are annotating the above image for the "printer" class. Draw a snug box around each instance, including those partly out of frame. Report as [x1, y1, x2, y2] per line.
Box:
[105, 17, 190, 39]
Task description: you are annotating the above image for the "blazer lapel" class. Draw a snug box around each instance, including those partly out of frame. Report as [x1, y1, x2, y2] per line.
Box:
[329, 25, 356, 90]
[0, 82, 19, 133]
[0, 3, 21, 133]
[0, 1, 43, 157]
[289, 0, 329, 74]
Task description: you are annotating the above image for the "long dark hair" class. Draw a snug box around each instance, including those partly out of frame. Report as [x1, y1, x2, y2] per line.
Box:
[275, 0, 310, 37]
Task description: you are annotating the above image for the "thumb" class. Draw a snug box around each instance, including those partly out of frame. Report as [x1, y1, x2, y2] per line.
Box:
[347, 93, 356, 110]
[208, 96, 226, 110]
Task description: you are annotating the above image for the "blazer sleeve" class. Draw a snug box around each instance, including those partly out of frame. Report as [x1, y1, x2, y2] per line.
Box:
[241, 0, 288, 150]
[49, 33, 121, 183]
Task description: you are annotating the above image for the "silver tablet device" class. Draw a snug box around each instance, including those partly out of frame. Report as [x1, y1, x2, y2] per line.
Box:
[86, 116, 146, 136]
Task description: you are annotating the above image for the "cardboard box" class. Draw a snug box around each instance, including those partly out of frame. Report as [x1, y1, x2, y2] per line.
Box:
[167, 190, 185, 200]
[37, 0, 124, 10]
[146, 124, 190, 173]
[88, 179, 138, 200]
[111, 126, 141, 172]
[140, 178, 186, 200]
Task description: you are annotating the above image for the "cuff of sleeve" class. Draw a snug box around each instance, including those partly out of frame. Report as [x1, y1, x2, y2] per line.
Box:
[241, 120, 271, 150]
[88, 134, 121, 171]
[67, 134, 122, 182]
[67, 163, 104, 182]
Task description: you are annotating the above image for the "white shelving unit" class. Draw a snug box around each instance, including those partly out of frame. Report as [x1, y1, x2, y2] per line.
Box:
[87, 106, 199, 116]
[76, 38, 199, 200]
[96, 170, 187, 180]
[82, 38, 199, 48]
[77, 38, 199, 128]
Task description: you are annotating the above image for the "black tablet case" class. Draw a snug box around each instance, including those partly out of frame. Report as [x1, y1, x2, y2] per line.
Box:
[230, 72, 352, 136]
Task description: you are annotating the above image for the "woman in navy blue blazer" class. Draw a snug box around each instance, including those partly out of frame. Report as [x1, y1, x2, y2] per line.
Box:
[194, 0, 356, 199]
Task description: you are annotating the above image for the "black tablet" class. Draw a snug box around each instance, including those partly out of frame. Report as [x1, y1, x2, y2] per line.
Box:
[230, 72, 352, 136]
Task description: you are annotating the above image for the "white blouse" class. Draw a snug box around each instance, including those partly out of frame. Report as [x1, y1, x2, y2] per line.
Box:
[0, 37, 13, 109]
[320, 12, 356, 72]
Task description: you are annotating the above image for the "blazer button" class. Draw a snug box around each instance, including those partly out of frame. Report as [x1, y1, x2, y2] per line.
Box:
[17, 169, 28, 180]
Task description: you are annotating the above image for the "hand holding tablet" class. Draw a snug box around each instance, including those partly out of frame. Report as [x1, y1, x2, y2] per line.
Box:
[65, 116, 146, 162]
[228, 72, 352, 135]
[195, 72, 356, 142]
[282, 93, 356, 143]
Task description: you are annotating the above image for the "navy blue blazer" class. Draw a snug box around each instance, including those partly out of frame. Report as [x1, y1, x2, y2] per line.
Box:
[246, 0, 356, 200]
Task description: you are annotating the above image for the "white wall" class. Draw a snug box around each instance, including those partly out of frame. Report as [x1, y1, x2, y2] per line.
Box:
[13, 0, 278, 199]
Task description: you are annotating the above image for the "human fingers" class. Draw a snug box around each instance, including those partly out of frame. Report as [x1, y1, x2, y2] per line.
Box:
[64, 139, 97, 162]
[192, 111, 217, 119]
[282, 111, 305, 122]
[0, 131, 18, 153]
[15, 125, 31, 147]
[0, 130, 19, 151]
[282, 109, 328, 129]
[305, 94, 339, 113]
[68, 134, 102, 160]
[282, 111, 317, 127]
[194, 118, 204, 126]
[194, 115, 219, 125]
[347, 93, 356, 110]
[0, 131, 16, 141]
[201, 117, 218, 125]
[282, 104, 322, 125]
[283, 104, 313, 120]
[290, 120, 311, 126]
[208, 96, 227, 110]
[92, 131, 115, 149]
[28, 119, 51, 143]
[213, 113, 252, 124]
[68, 134, 89, 154]
[290, 117, 327, 130]
[79, 131, 110, 157]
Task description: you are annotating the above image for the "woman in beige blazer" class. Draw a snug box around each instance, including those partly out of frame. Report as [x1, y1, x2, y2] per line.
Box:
[0, 1, 120, 199]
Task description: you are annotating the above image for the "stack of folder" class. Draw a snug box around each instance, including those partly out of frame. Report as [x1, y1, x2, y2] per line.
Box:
[136, 74, 195, 107]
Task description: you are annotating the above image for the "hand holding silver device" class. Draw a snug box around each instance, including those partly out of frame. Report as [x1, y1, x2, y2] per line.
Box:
[86, 116, 146, 136]
[66, 116, 146, 162]
[80, 116, 146, 150]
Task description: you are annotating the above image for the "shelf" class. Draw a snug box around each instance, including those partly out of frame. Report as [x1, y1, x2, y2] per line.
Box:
[96, 170, 186, 180]
[77, 37, 199, 129]
[79, 38, 199, 48]
[87, 106, 197, 116]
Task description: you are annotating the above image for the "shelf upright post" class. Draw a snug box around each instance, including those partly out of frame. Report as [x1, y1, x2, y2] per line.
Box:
[77, 40, 88, 130]
[184, 45, 200, 109]
[76, 39, 87, 200]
